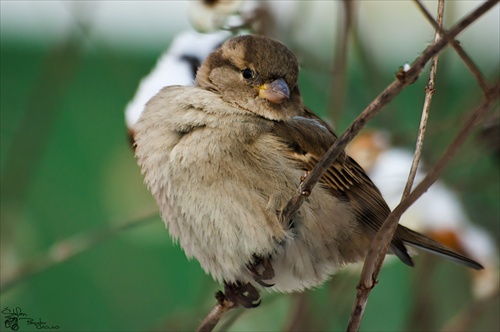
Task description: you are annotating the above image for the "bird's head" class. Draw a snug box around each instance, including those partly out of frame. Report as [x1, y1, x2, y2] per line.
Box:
[195, 35, 304, 120]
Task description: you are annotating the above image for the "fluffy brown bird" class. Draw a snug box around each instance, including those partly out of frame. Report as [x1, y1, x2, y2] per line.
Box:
[134, 35, 482, 307]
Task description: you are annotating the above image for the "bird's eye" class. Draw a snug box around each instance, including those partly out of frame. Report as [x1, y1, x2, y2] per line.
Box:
[242, 68, 254, 79]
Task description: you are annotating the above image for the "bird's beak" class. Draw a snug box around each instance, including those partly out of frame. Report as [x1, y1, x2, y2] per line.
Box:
[258, 78, 290, 104]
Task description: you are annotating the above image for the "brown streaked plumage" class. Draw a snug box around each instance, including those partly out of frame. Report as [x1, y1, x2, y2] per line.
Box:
[133, 35, 483, 307]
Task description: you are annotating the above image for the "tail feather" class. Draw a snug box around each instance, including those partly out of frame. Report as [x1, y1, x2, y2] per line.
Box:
[395, 225, 484, 270]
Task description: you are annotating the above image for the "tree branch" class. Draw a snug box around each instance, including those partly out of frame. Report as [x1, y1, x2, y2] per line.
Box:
[1, 212, 158, 292]
[413, 0, 494, 95]
[347, 82, 499, 332]
[402, 0, 445, 199]
[279, 0, 498, 230]
[196, 292, 238, 332]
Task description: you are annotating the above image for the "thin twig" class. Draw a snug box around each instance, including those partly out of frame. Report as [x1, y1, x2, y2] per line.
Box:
[347, 82, 499, 332]
[402, 0, 445, 199]
[279, 0, 498, 230]
[196, 292, 238, 332]
[345, 3, 498, 329]
[413, 0, 493, 95]
[215, 306, 246, 331]
[0, 212, 158, 292]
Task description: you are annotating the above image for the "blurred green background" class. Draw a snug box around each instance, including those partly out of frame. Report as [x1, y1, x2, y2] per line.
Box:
[1, 1, 499, 331]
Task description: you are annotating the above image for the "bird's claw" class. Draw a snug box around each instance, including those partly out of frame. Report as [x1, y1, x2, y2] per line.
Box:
[223, 281, 261, 308]
[246, 255, 275, 287]
[300, 171, 310, 183]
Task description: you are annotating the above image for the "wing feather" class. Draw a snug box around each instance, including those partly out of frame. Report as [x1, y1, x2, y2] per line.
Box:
[271, 109, 414, 266]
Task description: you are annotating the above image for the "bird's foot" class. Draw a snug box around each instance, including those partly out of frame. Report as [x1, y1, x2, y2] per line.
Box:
[223, 281, 261, 308]
[246, 255, 275, 287]
[300, 171, 310, 183]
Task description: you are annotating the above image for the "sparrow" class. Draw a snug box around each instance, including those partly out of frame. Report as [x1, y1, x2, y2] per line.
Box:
[133, 35, 483, 307]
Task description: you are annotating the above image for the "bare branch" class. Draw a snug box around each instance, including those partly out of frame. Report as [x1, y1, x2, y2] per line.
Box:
[0, 212, 158, 292]
[196, 292, 238, 332]
[280, 0, 499, 230]
[347, 82, 499, 332]
[414, 0, 493, 94]
[402, 0, 445, 199]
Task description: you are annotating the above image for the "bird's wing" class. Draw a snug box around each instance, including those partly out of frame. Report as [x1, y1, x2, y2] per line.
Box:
[271, 109, 483, 270]
[271, 110, 414, 266]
